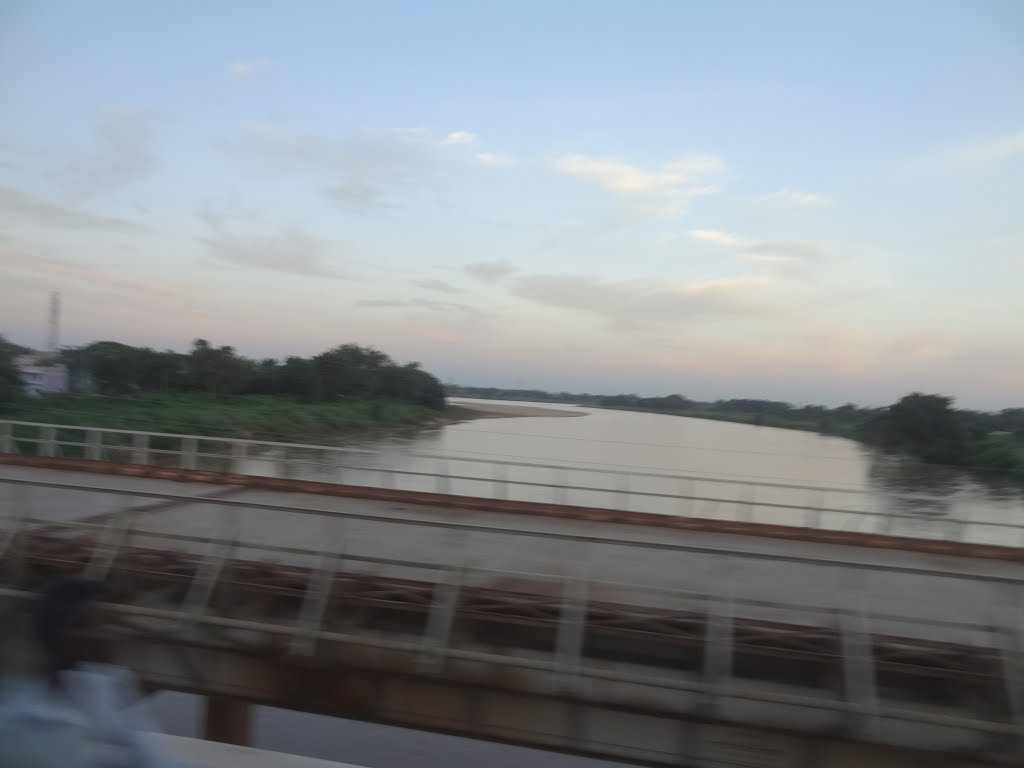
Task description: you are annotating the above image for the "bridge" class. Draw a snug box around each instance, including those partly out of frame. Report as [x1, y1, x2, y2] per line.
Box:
[1, 419, 1022, 767]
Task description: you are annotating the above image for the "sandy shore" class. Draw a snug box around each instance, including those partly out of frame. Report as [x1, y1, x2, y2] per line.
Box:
[444, 400, 586, 422]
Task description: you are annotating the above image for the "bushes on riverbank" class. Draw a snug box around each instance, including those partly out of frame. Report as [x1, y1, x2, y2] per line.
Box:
[6, 393, 440, 442]
[1, 336, 449, 442]
[858, 393, 1024, 478]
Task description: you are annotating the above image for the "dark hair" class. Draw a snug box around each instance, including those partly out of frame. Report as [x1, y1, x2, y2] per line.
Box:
[34, 578, 104, 662]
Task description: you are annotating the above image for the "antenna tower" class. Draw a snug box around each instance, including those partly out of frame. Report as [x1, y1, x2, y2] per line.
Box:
[48, 291, 61, 353]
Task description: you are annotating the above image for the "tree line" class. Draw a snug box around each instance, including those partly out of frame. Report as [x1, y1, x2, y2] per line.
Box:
[859, 393, 1024, 474]
[1, 336, 446, 410]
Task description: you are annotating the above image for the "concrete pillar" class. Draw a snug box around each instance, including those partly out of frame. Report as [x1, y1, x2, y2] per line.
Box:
[202, 695, 251, 745]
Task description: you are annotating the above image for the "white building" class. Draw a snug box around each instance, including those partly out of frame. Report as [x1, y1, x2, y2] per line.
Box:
[15, 353, 68, 395]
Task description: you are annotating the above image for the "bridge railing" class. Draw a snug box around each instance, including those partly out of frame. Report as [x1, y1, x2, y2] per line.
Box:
[1, 473, 1023, 761]
[1, 419, 1021, 547]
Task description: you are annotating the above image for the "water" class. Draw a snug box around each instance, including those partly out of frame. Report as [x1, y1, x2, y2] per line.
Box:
[11, 402, 1022, 766]
[236, 399, 1023, 546]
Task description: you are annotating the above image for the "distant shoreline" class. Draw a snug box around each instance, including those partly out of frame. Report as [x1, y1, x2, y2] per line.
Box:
[444, 401, 586, 422]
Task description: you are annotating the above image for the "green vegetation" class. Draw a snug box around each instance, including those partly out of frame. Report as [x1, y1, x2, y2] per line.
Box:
[57, 338, 445, 409]
[859, 393, 1024, 478]
[2, 336, 447, 442]
[6, 393, 439, 442]
[0, 335, 29, 406]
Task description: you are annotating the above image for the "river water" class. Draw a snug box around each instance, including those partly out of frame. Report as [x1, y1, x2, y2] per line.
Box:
[237, 399, 1022, 547]
[150, 400, 1021, 765]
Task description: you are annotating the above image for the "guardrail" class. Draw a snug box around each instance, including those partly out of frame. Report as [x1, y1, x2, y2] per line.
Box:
[1, 473, 1022, 760]
[1, 419, 1021, 547]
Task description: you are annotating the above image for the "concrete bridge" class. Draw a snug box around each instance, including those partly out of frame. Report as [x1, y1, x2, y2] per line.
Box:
[1, 420, 1022, 767]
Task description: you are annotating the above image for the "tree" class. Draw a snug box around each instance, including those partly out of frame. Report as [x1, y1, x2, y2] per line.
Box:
[72, 341, 146, 394]
[277, 357, 322, 402]
[378, 362, 445, 409]
[186, 339, 250, 396]
[861, 393, 969, 465]
[0, 335, 24, 407]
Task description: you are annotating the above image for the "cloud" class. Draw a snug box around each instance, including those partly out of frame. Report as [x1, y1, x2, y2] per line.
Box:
[687, 227, 827, 270]
[949, 129, 1024, 169]
[227, 59, 271, 80]
[553, 152, 721, 217]
[233, 125, 437, 213]
[476, 152, 511, 168]
[0, 184, 144, 232]
[442, 131, 477, 145]
[413, 278, 463, 294]
[57, 109, 158, 197]
[201, 228, 347, 278]
[740, 241, 826, 265]
[754, 187, 834, 208]
[512, 273, 779, 330]
[322, 181, 392, 213]
[465, 259, 516, 282]
[0, 241, 195, 308]
[357, 297, 483, 314]
[688, 229, 750, 247]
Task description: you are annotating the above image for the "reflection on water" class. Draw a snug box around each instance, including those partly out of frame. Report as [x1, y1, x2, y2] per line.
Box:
[234, 400, 1022, 546]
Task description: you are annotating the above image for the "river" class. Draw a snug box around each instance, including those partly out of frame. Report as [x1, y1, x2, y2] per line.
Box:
[150, 399, 1021, 766]
[236, 398, 1023, 547]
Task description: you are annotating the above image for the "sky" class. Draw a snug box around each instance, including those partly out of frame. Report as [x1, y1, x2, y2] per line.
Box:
[1, 1, 1022, 408]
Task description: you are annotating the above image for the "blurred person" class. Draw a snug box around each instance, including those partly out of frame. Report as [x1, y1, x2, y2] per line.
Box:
[0, 578, 188, 767]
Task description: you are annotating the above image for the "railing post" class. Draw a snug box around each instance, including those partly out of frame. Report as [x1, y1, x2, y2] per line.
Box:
[679, 478, 693, 516]
[737, 485, 754, 523]
[132, 432, 149, 465]
[181, 437, 198, 470]
[492, 463, 509, 500]
[804, 487, 824, 529]
[701, 584, 736, 716]
[999, 592, 1024, 759]
[436, 459, 451, 495]
[86, 429, 103, 461]
[40, 425, 57, 457]
[332, 449, 344, 484]
[616, 471, 630, 511]
[419, 530, 468, 673]
[554, 467, 568, 505]
[231, 440, 245, 472]
[838, 569, 879, 740]
[0, 422, 11, 454]
[555, 544, 591, 694]
[291, 517, 345, 657]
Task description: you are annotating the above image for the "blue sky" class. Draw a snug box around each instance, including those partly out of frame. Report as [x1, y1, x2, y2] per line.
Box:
[1, 0, 1022, 407]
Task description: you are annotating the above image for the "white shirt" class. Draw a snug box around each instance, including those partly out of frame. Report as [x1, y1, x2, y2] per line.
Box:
[0, 664, 188, 768]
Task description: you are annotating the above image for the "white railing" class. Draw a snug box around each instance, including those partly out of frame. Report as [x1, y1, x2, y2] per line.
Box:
[1, 472, 1022, 756]
[0, 419, 1021, 547]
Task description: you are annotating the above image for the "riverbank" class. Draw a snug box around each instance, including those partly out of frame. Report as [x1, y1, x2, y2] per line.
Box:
[592, 404, 859, 437]
[4, 393, 441, 443]
[444, 400, 585, 422]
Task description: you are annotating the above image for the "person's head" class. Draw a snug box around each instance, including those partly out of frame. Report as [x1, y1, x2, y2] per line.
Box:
[33, 578, 110, 671]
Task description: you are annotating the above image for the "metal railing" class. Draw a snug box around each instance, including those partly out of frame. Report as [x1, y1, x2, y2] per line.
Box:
[1, 419, 1022, 547]
[1, 473, 1022, 758]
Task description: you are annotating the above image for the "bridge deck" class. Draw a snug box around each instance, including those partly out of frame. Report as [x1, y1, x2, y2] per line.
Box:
[2, 464, 1022, 765]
